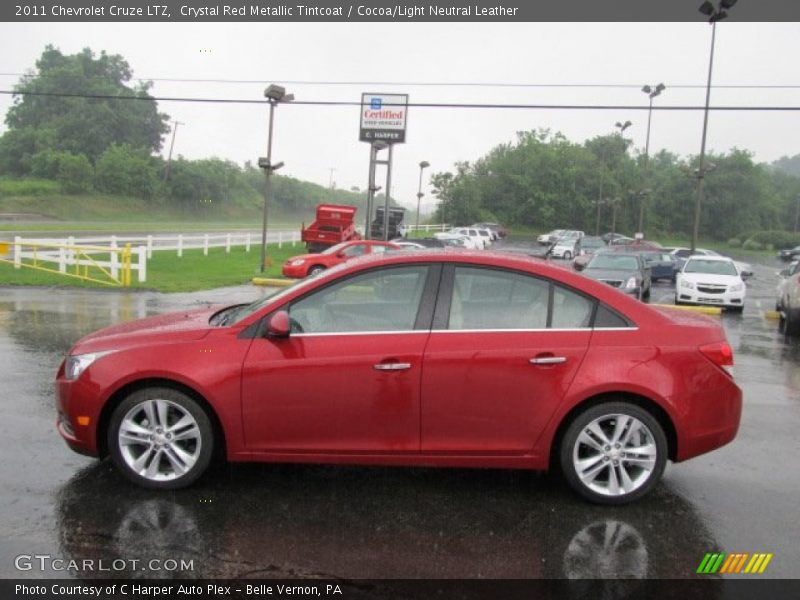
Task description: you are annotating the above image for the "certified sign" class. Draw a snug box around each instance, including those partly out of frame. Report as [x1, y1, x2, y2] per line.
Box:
[359, 93, 409, 143]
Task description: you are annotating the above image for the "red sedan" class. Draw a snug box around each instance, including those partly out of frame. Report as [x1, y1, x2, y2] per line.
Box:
[55, 251, 741, 504]
[281, 239, 400, 278]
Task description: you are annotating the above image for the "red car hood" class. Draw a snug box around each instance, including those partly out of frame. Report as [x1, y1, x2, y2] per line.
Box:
[285, 253, 327, 263]
[71, 307, 220, 354]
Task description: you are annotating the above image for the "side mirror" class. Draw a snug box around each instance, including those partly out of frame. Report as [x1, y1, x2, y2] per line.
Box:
[265, 310, 291, 338]
[741, 273, 751, 281]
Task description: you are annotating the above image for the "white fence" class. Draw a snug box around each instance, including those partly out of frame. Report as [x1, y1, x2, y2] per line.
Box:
[404, 223, 451, 234]
[10, 229, 302, 284]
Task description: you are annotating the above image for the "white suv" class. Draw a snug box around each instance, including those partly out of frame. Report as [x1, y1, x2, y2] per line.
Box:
[676, 256, 746, 312]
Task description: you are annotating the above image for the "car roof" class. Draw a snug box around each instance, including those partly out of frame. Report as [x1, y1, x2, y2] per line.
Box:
[684, 255, 733, 262]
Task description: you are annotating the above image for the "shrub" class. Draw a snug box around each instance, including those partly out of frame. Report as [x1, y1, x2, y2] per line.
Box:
[95, 144, 160, 199]
[57, 153, 93, 193]
[727, 238, 741, 247]
[744, 230, 800, 250]
[742, 239, 763, 251]
[0, 178, 59, 196]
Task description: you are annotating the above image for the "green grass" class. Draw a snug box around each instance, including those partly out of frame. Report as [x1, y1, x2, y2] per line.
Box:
[0, 243, 302, 292]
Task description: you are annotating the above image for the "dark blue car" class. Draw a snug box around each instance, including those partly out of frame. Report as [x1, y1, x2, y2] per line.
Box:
[640, 251, 679, 282]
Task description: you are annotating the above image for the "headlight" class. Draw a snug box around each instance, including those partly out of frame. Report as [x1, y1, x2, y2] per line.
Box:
[65, 351, 114, 381]
[289, 259, 306, 267]
[729, 282, 744, 292]
[625, 277, 637, 289]
[680, 279, 695, 290]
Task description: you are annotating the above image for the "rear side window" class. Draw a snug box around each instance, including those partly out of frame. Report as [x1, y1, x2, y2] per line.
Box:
[551, 286, 593, 329]
[448, 267, 549, 330]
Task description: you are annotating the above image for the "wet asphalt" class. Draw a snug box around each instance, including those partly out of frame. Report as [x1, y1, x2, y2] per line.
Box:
[0, 243, 798, 581]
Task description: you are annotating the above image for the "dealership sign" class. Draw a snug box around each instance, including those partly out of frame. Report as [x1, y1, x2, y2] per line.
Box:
[359, 93, 409, 143]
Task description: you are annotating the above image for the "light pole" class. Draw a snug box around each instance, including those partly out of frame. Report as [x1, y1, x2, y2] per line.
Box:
[596, 121, 631, 235]
[259, 84, 293, 273]
[415, 161, 430, 234]
[692, 0, 737, 253]
[794, 194, 800, 233]
[163, 120, 184, 182]
[639, 83, 665, 233]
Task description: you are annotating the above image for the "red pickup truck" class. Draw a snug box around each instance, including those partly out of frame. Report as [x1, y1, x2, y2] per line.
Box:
[301, 204, 361, 253]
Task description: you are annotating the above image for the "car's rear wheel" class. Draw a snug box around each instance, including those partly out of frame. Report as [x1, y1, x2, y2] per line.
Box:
[564, 251, 572, 260]
[307, 265, 326, 277]
[559, 402, 667, 505]
[108, 387, 214, 490]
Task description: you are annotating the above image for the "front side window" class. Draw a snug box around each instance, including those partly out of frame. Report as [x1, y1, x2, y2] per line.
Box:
[289, 266, 429, 334]
[371, 244, 389, 255]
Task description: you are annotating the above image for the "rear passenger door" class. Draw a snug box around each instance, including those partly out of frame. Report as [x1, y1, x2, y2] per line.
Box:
[420, 265, 594, 453]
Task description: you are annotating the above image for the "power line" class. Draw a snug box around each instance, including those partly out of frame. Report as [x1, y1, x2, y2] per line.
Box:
[2, 72, 800, 89]
[2, 89, 800, 111]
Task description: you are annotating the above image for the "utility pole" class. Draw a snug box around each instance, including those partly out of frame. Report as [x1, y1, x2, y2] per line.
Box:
[163, 121, 184, 182]
[328, 168, 336, 189]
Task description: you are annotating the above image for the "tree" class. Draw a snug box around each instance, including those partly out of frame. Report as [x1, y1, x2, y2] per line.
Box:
[1, 45, 170, 169]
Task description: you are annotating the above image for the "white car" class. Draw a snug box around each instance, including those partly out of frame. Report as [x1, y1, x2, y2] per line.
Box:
[537, 229, 565, 245]
[550, 237, 578, 260]
[675, 256, 746, 312]
[670, 247, 753, 278]
[447, 227, 486, 249]
[776, 260, 799, 311]
[476, 228, 493, 248]
[434, 232, 478, 249]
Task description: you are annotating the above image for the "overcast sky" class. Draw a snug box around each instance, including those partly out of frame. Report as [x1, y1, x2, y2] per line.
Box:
[1, 22, 799, 212]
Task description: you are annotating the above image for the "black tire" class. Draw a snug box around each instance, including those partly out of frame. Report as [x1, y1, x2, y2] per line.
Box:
[642, 285, 651, 301]
[307, 265, 326, 277]
[674, 295, 683, 306]
[728, 305, 744, 314]
[564, 251, 572, 260]
[786, 309, 800, 337]
[559, 402, 668, 505]
[108, 387, 214, 490]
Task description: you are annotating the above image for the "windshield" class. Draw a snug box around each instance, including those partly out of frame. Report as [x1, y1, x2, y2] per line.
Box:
[228, 277, 316, 325]
[321, 242, 349, 255]
[684, 259, 738, 276]
[587, 254, 639, 271]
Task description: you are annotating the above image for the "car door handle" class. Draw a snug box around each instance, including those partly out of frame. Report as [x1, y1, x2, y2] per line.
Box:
[529, 356, 567, 365]
[373, 362, 412, 371]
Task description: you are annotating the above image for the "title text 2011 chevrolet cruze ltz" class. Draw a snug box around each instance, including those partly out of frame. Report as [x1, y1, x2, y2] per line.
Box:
[56, 251, 742, 504]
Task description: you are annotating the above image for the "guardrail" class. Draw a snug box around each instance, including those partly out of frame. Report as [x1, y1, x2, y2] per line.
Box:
[0, 239, 144, 287]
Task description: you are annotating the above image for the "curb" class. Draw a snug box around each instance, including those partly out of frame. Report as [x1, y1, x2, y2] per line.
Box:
[252, 277, 294, 287]
[652, 303, 722, 316]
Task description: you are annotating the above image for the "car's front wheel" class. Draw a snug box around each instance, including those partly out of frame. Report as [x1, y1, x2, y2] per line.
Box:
[564, 251, 572, 260]
[559, 402, 667, 504]
[108, 387, 214, 490]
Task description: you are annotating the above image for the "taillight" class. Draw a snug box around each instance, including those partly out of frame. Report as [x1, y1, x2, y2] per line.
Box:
[699, 341, 735, 377]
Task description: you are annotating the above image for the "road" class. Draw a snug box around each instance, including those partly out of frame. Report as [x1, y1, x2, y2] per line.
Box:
[0, 244, 798, 581]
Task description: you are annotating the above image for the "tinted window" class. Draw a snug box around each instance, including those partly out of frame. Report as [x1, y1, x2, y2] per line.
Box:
[552, 285, 593, 329]
[594, 305, 630, 328]
[371, 245, 389, 254]
[448, 267, 549, 330]
[684, 259, 738, 276]
[289, 266, 429, 333]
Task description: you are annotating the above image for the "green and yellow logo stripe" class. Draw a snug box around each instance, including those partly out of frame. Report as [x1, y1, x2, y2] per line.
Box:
[697, 552, 773, 574]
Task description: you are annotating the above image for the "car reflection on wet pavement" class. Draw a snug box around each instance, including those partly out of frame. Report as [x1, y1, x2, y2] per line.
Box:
[1, 251, 799, 580]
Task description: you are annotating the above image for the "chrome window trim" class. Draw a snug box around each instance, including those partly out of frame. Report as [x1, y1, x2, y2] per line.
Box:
[290, 326, 638, 337]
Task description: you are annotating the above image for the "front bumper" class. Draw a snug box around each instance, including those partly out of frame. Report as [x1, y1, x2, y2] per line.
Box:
[55, 371, 102, 457]
[281, 263, 308, 279]
[678, 287, 745, 308]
